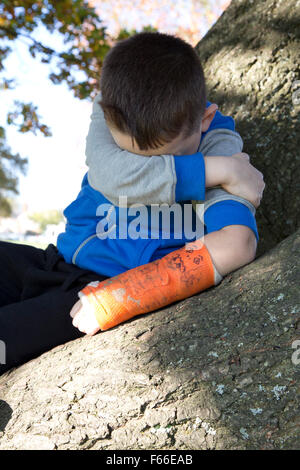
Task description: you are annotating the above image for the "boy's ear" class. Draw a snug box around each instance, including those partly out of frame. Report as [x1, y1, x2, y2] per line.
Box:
[201, 104, 218, 132]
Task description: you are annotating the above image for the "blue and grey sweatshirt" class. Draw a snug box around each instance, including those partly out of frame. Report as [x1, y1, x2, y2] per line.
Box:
[56, 94, 258, 277]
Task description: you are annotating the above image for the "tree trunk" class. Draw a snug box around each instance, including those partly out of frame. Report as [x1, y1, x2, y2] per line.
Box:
[0, 0, 299, 450]
[0, 229, 299, 450]
[195, 0, 300, 257]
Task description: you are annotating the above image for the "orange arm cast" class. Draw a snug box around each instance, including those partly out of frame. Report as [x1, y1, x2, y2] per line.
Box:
[78, 239, 217, 331]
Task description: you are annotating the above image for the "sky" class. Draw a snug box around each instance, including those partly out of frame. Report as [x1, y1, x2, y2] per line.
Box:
[1, 30, 91, 213]
[1, 0, 229, 214]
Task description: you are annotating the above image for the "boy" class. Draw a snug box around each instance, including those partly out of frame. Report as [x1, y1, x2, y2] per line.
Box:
[0, 32, 264, 374]
[60, 32, 264, 334]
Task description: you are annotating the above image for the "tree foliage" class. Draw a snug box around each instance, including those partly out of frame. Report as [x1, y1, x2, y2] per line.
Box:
[0, 125, 27, 216]
[0, 0, 111, 100]
[29, 208, 64, 231]
[0, 0, 157, 215]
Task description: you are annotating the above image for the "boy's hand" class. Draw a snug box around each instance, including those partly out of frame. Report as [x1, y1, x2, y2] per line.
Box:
[70, 299, 101, 336]
[204, 153, 265, 208]
[222, 152, 265, 208]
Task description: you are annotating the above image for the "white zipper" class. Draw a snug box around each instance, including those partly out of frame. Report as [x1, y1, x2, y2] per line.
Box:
[72, 234, 98, 264]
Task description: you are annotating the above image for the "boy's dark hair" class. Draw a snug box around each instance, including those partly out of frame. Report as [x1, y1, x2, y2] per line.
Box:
[99, 31, 206, 151]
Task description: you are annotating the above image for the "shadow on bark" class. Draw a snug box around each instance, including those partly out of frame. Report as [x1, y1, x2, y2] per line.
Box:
[0, 400, 13, 432]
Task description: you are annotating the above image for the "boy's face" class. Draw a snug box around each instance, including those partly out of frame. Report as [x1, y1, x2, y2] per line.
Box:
[108, 104, 218, 157]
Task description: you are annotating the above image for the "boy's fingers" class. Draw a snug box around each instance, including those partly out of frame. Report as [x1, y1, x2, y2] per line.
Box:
[85, 320, 100, 335]
[241, 152, 250, 161]
[234, 152, 250, 162]
[72, 314, 79, 328]
[86, 326, 100, 336]
[72, 308, 100, 336]
[70, 298, 101, 336]
[70, 299, 82, 318]
[81, 314, 100, 336]
[72, 309, 85, 328]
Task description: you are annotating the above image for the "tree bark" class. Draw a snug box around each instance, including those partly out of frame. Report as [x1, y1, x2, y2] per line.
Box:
[0, 228, 299, 450]
[0, 0, 299, 450]
[195, 0, 300, 257]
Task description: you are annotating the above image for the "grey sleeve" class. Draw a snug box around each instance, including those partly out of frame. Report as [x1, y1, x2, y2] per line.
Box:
[85, 93, 177, 206]
[196, 128, 256, 222]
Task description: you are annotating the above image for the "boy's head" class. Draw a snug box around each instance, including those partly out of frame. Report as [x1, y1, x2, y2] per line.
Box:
[99, 32, 217, 156]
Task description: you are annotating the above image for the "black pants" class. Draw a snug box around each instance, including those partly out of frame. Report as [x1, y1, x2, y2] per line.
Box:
[0, 241, 107, 375]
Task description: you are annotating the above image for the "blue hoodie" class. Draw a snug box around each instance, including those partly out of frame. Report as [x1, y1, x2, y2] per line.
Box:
[57, 104, 258, 277]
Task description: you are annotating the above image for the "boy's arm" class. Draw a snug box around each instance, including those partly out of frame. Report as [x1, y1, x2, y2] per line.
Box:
[86, 93, 261, 208]
[196, 128, 257, 225]
[86, 92, 181, 206]
[85, 93, 232, 206]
